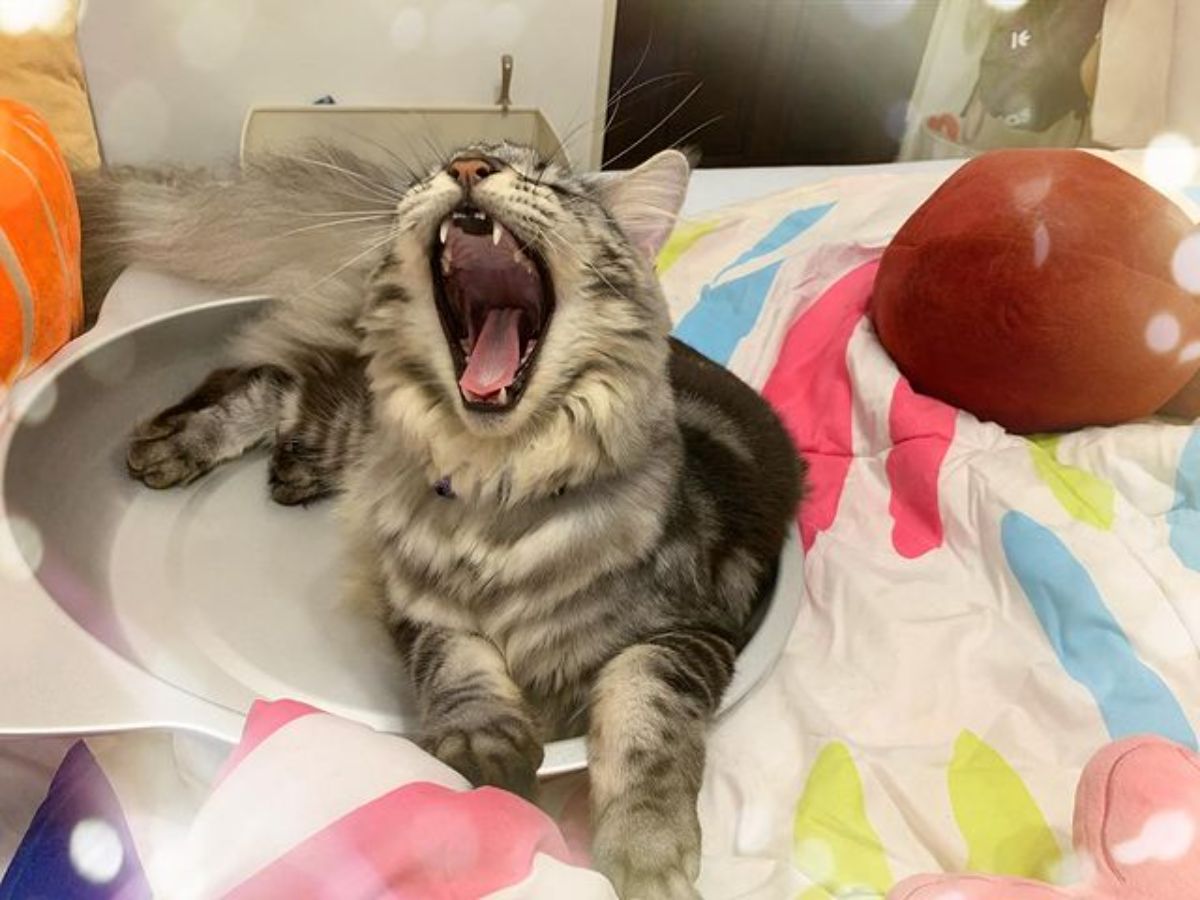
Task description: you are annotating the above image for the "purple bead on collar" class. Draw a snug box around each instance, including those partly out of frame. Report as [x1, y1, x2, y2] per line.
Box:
[434, 476, 455, 498]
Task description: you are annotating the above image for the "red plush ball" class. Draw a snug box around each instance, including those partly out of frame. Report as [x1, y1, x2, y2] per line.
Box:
[871, 149, 1200, 433]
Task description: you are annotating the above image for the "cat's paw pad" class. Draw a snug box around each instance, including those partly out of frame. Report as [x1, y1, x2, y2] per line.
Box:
[593, 800, 702, 900]
[425, 716, 543, 800]
[127, 413, 216, 488]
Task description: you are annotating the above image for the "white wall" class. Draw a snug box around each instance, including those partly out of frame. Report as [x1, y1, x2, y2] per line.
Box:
[77, 0, 614, 169]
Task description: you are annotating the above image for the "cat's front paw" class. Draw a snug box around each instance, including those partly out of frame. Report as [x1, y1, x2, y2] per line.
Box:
[592, 797, 702, 900]
[127, 412, 218, 488]
[268, 439, 336, 506]
[424, 713, 543, 800]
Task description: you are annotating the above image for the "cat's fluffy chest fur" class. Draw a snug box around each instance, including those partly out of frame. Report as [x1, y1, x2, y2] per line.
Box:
[342, 382, 687, 727]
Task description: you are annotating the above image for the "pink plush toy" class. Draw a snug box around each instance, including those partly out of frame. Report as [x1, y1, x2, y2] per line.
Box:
[889, 736, 1200, 899]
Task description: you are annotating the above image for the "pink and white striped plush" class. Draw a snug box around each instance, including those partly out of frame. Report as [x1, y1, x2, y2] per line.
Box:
[170, 700, 615, 900]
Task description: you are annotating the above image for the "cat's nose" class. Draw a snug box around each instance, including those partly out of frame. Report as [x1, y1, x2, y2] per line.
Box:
[446, 157, 494, 188]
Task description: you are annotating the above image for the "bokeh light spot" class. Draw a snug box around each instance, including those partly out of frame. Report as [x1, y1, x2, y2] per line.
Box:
[793, 837, 834, 883]
[390, 7, 427, 52]
[1146, 313, 1182, 354]
[1048, 850, 1096, 886]
[1172, 233, 1200, 294]
[82, 339, 137, 387]
[19, 379, 57, 426]
[70, 818, 123, 884]
[0, 0, 71, 34]
[1033, 221, 1050, 267]
[1145, 133, 1199, 191]
[1112, 809, 1195, 865]
[1179, 342, 1200, 364]
[884, 100, 911, 142]
[1014, 175, 1052, 209]
[0, 514, 43, 578]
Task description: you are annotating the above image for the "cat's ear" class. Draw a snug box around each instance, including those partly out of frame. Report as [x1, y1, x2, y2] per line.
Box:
[595, 149, 691, 261]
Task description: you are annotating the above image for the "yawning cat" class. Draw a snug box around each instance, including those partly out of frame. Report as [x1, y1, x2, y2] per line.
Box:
[77, 143, 805, 899]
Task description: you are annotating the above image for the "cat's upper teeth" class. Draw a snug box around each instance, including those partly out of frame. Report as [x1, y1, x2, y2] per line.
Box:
[492, 222, 503, 246]
[439, 219, 449, 244]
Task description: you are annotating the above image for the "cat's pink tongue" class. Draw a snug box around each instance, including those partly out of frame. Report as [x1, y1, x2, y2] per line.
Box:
[459, 307, 522, 398]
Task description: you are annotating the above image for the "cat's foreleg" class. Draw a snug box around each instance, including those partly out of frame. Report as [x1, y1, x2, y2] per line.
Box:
[127, 365, 294, 488]
[588, 628, 736, 900]
[395, 619, 544, 799]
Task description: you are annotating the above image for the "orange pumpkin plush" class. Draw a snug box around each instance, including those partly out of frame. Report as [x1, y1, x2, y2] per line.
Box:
[0, 98, 82, 386]
[871, 150, 1200, 433]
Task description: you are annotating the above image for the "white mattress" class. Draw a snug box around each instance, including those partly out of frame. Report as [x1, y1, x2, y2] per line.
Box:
[682, 160, 955, 216]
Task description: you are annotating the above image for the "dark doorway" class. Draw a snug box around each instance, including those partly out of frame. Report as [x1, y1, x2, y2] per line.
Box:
[603, 0, 939, 168]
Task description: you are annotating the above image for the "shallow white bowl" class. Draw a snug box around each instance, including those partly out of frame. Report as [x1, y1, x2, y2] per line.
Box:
[0, 296, 804, 774]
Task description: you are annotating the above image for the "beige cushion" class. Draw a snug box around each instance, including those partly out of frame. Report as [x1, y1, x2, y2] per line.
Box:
[0, 3, 100, 169]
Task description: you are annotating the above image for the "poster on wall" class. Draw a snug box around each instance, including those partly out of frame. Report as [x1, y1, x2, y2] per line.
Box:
[901, 0, 1200, 160]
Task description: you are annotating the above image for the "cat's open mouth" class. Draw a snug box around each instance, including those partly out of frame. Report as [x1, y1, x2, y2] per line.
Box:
[430, 203, 554, 413]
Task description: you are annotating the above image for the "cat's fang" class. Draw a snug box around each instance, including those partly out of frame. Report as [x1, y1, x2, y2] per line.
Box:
[439, 219, 450, 244]
[492, 222, 503, 246]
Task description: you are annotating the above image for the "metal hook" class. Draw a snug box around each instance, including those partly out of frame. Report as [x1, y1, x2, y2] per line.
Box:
[498, 54, 513, 113]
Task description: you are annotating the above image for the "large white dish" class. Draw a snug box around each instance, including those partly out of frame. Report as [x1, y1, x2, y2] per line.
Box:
[0, 288, 805, 775]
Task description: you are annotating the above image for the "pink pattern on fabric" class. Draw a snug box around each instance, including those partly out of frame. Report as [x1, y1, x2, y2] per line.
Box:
[886, 378, 956, 558]
[762, 260, 878, 550]
[214, 699, 321, 787]
[223, 782, 573, 900]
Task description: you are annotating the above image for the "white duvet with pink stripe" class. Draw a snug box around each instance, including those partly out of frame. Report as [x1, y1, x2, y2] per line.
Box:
[162, 700, 615, 899]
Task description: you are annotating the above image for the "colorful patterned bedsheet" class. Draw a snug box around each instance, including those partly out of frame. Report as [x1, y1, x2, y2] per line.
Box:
[657, 163, 1200, 899]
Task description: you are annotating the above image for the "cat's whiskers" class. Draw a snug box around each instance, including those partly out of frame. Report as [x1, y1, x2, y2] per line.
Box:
[299, 224, 400, 298]
[341, 128, 425, 185]
[668, 113, 724, 154]
[292, 209, 399, 217]
[277, 215, 397, 240]
[535, 226, 640, 307]
[541, 71, 690, 179]
[281, 154, 404, 205]
[605, 72, 693, 136]
[603, 81, 703, 171]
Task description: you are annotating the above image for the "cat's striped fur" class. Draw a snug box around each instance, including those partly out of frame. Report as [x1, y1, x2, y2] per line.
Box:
[77, 143, 804, 899]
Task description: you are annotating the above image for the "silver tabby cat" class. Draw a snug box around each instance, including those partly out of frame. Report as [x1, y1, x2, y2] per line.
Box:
[76, 143, 804, 899]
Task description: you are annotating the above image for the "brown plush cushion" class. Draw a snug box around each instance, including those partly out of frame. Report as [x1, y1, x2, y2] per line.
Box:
[871, 149, 1200, 433]
[0, 4, 100, 169]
